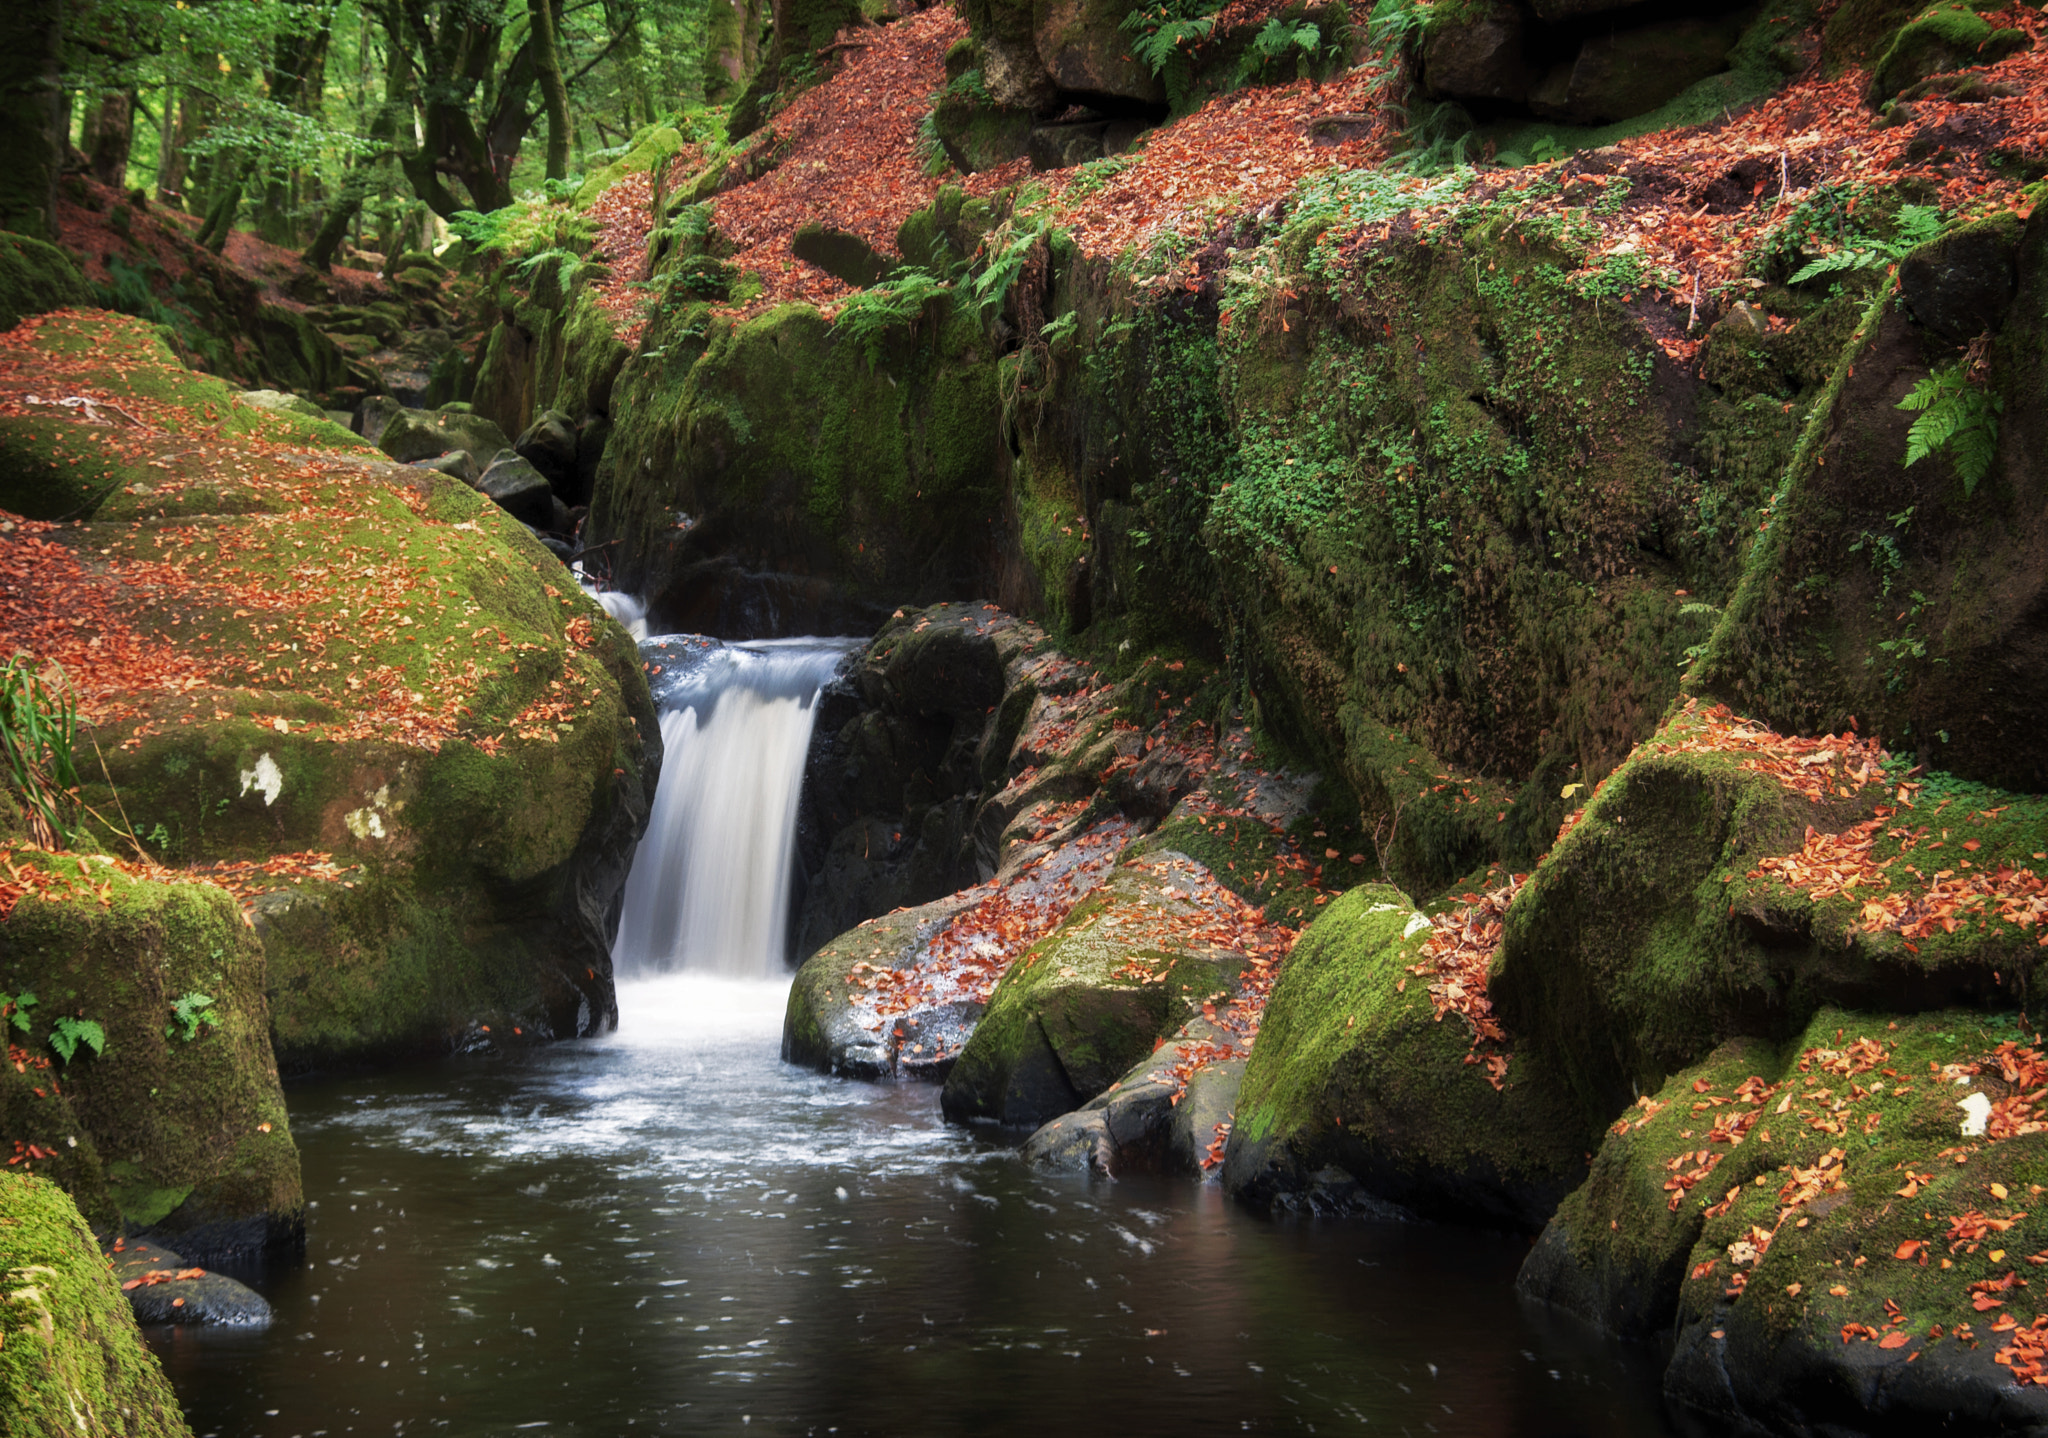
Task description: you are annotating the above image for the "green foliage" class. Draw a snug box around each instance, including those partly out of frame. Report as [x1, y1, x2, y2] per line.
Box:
[165, 991, 219, 1043]
[0, 655, 80, 851]
[47, 1016, 105, 1066]
[1233, 19, 1342, 86]
[1121, 0, 1223, 109]
[832, 267, 956, 363]
[2, 990, 35, 1035]
[1786, 204, 1944, 285]
[1898, 361, 2001, 494]
[1065, 154, 1139, 202]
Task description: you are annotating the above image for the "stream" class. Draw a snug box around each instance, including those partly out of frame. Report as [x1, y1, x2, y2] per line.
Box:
[146, 621, 1683, 1436]
[151, 975, 1679, 1437]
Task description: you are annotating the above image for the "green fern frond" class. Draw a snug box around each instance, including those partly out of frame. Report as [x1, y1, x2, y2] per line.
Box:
[1899, 362, 2001, 495]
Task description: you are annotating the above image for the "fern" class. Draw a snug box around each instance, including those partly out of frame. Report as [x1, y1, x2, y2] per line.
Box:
[1787, 204, 1948, 287]
[516, 246, 588, 290]
[833, 268, 956, 364]
[1120, 3, 1221, 110]
[970, 221, 1046, 317]
[1234, 19, 1331, 86]
[1898, 361, 2002, 494]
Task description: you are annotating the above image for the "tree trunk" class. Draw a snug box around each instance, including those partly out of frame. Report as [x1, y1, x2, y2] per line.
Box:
[0, 0, 65, 239]
[196, 165, 246, 253]
[529, 0, 571, 183]
[84, 89, 133, 189]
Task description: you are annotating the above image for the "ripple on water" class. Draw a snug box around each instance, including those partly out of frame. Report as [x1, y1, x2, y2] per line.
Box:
[153, 976, 1678, 1438]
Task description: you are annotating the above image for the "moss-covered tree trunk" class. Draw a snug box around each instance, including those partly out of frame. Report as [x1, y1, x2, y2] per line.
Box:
[0, 0, 64, 241]
[530, 0, 572, 183]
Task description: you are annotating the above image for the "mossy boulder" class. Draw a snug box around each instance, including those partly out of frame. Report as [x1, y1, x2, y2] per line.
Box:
[1222, 883, 1587, 1227]
[1867, 2, 2032, 103]
[589, 286, 1003, 627]
[1491, 702, 2047, 1130]
[0, 231, 83, 331]
[938, 858, 1257, 1128]
[0, 1173, 192, 1438]
[0, 311, 659, 1070]
[376, 406, 515, 470]
[1021, 1015, 1247, 1178]
[1693, 209, 2048, 792]
[1523, 1008, 2048, 1431]
[0, 867, 301, 1262]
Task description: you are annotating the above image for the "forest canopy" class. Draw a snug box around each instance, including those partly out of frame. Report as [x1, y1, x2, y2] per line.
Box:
[52, 0, 758, 264]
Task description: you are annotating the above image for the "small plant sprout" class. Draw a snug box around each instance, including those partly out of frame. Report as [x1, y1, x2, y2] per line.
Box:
[167, 991, 219, 1043]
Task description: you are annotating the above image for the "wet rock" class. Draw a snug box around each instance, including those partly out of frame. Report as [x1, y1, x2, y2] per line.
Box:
[0, 1174, 192, 1435]
[410, 450, 478, 485]
[940, 854, 1259, 1129]
[476, 455, 557, 529]
[1899, 214, 2019, 345]
[782, 890, 987, 1078]
[1223, 884, 1586, 1230]
[1021, 1017, 1245, 1179]
[237, 389, 326, 421]
[1523, 1010, 2048, 1431]
[376, 407, 513, 470]
[514, 409, 579, 491]
[108, 1239, 272, 1327]
[1423, 1, 1532, 103]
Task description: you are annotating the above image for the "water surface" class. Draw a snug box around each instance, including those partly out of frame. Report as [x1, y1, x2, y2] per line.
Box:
[152, 977, 1679, 1437]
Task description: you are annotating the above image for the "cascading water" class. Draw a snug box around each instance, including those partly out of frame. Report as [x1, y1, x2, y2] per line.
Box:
[609, 628, 859, 978]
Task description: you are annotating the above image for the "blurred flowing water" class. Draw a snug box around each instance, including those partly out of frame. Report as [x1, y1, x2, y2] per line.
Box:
[152, 976, 1680, 1438]
[610, 636, 859, 978]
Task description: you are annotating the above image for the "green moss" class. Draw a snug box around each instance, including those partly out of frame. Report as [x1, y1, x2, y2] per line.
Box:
[0, 865, 301, 1256]
[592, 287, 1002, 606]
[1533, 1006, 2048, 1414]
[0, 231, 84, 331]
[0, 1172, 192, 1437]
[940, 868, 1251, 1126]
[1868, 3, 2031, 101]
[1223, 883, 1587, 1226]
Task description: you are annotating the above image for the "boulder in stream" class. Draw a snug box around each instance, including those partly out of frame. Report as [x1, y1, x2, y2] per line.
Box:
[108, 1238, 272, 1326]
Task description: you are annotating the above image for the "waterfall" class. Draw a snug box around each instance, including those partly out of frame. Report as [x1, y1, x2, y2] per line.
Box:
[610, 631, 858, 979]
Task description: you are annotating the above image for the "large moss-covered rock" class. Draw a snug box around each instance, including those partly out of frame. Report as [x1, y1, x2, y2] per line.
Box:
[589, 289, 1003, 630]
[939, 857, 1260, 1127]
[1694, 209, 2048, 793]
[0, 231, 83, 331]
[0, 867, 301, 1261]
[0, 1173, 192, 1437]
[376, 406, 515, 469]
[1222, 883, 1587, 1228]
[1523, 1008, 2048, 1431]
[1490, 699, 2047, 1139]
[1866, 1, 2031, 103]
[0, 311, 659, 1070]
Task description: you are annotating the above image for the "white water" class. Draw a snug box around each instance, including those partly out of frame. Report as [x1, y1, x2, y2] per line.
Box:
[610, 634, 858, 978]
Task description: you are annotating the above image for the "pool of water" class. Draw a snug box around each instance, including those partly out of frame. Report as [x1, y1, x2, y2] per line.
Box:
[150, 976, 1681, 1437]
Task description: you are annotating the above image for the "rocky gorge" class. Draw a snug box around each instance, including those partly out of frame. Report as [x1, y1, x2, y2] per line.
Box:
[1, 0, 2046, 1430]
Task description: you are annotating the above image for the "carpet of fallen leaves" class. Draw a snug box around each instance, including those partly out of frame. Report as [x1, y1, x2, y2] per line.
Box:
[1406, 875, 1520, 1089]
[704, 6, 967, 319]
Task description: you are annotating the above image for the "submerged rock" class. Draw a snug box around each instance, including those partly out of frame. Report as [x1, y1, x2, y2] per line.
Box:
[108, 1239, 272, 1326]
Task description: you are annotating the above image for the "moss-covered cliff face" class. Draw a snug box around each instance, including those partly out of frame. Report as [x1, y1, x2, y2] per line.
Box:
[0, 1173, 193, 1438]
[1694, 210, 2048, 793]
[589, 286, 1005, 635]
[0, 311, 659, 1071]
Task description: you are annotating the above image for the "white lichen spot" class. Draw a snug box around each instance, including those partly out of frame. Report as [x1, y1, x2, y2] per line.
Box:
[344, 808, 387, 840]
[1959, 1091, 1992, 1137]
[1402, 913, 1434, 939]
[239, 753, 283, 807]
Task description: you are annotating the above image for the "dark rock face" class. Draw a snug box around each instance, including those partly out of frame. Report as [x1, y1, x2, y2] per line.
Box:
[1900, 220, 2019, 345]
[1423, 0, 1755, 125]
[477, 455, 558, 529]
[790, 223, 892, 289]
[109, 1240, 272, 1327]
[515, 409, 580, 493]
